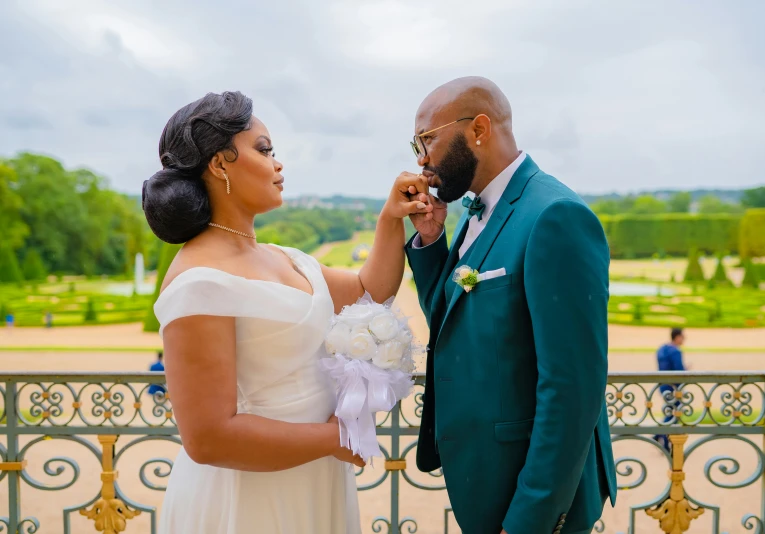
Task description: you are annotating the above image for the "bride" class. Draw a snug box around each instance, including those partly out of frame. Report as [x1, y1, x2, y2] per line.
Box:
[141, 91, 433, 534]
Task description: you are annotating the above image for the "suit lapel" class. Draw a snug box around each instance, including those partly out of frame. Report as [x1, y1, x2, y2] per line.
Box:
[429, 214, 469, 341]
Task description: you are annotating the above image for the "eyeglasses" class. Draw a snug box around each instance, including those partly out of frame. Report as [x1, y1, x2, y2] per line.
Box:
[410, 117, 475, 158]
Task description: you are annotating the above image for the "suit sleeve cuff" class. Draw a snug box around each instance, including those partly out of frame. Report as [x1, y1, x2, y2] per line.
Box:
[411, 231, 444, 249]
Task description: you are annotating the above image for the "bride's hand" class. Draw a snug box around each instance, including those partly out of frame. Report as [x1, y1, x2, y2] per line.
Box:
[328, 415, 366, 468]
[381, 172, 434, 220]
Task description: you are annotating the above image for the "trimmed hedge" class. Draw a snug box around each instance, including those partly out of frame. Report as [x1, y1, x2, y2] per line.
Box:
[143, 242, 182, 332]
[0, 245, 23, 284]
[739, 209, 765, 259]
[599, 214, 741, 258]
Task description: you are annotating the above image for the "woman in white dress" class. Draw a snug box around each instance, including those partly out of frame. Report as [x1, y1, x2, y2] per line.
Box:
[141, 91, 433, 534]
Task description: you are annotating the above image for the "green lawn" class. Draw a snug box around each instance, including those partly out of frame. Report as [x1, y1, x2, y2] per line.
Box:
[319, 231, 376, 268]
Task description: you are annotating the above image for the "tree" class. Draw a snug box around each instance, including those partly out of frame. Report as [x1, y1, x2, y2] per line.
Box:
[668, 192, 692, 213]
[0, 245, 23, 284]
[6, 153, 151, 276]
[741, 186, 765, 209]
[739, 209, 765, 259]
[143, 242, 183, 332]
[711, 252, 731, 284]
[684, 247, 705, 283]
[697, 195, 744, 215]
[632, 301, 643, 322]
[22, 249, 47, 281]
[630, 195, 667, 215]
[741, 258, 761, 289]
[0, 163, 29, 250]
[84, 299, 97, 322]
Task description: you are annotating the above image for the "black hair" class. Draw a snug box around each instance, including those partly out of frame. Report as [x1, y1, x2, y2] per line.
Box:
[671, 328, 683, 341]
[157, 350, 164, 359]
[142, 91, 253, 244]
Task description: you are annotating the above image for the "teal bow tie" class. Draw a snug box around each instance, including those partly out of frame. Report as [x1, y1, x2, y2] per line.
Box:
[462, 195, 486, 221]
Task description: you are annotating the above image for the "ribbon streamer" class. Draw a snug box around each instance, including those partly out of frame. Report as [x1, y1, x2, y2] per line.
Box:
[320, 354, 413, 461]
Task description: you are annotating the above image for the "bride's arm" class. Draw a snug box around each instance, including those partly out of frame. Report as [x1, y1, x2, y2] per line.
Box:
[162, 314, 363, 472]
[322, 172, 431, 311]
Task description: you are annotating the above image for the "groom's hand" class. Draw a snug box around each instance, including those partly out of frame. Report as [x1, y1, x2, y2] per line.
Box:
[407, 188, 447, 246]
[381, 172, 434, 221]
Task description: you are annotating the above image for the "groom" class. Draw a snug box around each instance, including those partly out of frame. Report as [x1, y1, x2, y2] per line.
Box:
[403, 77, 616, 534]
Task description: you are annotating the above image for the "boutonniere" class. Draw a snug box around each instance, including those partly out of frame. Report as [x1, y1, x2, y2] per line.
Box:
[452, 265, 480, 292]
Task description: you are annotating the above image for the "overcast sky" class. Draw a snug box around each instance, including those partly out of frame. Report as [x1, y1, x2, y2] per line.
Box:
[1, 0, 764, 198]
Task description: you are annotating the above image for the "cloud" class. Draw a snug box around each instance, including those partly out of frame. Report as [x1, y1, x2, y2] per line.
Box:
[0, 0, 763, 198]
[3, 112, 52, 130]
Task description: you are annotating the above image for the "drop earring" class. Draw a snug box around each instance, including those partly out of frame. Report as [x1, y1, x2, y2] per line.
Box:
[224, 173, 230, 195]
[476, 140, 481, 146]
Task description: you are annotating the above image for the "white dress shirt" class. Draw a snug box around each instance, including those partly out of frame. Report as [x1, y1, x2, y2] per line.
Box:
[413, 151, 526, 259]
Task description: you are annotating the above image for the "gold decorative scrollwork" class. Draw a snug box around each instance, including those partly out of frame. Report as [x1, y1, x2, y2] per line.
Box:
[646, 435, 704, 533]
[79, 435, 141, 533]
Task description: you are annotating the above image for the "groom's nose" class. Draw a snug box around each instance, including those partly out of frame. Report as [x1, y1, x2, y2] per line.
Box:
[417, 152, 429, 167]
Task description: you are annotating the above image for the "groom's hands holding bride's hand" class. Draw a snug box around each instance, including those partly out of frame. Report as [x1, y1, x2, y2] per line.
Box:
[328, 415, 366, 468]
[407, 187, 447, 246]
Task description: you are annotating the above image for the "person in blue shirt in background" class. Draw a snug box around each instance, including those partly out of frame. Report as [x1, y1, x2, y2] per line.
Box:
[654, 328, 687, 452]
[148, 351, 166, 396]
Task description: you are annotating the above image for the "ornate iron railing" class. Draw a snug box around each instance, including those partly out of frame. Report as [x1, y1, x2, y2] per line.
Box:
[0, 371, 763, 533]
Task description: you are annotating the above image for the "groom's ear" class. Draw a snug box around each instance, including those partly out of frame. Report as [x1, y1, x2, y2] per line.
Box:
[472, 114, 492, 145]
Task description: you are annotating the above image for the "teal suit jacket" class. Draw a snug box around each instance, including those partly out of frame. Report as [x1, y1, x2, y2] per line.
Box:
[405, 156, 617, 534]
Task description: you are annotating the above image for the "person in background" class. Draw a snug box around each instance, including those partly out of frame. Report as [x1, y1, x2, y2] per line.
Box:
[45, 311, 53, 328]
[5, 312, 14, 329]
[148, 350, 166, 395]
[654, 328, 687, 452]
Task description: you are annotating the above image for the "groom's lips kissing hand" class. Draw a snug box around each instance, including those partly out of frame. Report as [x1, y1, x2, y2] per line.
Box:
[421, 169, 437, 188]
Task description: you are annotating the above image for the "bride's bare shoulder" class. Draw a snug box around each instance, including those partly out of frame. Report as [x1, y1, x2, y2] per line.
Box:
[159, 241, 230, 294]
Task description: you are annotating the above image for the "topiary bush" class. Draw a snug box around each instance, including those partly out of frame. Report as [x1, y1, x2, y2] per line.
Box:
[684, 247, 706, 283]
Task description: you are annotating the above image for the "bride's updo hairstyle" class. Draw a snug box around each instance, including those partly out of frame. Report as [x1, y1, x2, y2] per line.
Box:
[142, 91, 253, 244]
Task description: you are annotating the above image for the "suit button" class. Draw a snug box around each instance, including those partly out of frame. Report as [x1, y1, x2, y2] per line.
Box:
[561, 513, 567, 519]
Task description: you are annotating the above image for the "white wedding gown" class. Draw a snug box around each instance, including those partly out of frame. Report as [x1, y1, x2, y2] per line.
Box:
[154, 245, 362, 534]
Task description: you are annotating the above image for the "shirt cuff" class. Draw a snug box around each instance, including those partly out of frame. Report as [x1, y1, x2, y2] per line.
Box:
[412, 231, 444, 249]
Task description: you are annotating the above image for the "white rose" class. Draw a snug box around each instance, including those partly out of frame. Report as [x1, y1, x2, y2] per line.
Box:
[395, 327, 413, 346]
[457, 266, 473, 280]
[348, 327, 377, 360]
[339, 303, 376, 326]
[368, 312, 400, 341]
[325, 323, 351, 355]
[373, 340, 406, 370]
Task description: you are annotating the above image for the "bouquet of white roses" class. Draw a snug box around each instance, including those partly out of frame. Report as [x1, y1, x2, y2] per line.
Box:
[320, 292, 417, 461]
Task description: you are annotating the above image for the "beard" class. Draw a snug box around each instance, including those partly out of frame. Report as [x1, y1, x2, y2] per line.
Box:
[424, 133, 478, 203]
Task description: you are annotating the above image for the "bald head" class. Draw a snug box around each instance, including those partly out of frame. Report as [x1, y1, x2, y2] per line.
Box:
[413, 77, 520, 200]
[417, 76, 512, 131]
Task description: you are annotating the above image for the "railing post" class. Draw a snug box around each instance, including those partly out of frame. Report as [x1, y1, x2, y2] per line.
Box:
[79, 435, 141, 533]
[388, 401, 401, 532]
[646, 434, 704, 533]
[2, 380, 21, 532]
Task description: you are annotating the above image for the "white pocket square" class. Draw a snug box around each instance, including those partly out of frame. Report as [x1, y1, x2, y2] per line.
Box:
[477, 268, 506, 282]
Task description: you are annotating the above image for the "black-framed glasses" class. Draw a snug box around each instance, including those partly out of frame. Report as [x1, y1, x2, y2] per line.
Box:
[410, 117, 475, 158]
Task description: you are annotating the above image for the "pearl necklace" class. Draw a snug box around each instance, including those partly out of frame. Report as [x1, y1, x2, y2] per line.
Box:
[208, 223, 257, 239]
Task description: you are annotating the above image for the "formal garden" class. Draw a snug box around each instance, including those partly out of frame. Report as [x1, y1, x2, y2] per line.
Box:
[1, 152, 763, 331]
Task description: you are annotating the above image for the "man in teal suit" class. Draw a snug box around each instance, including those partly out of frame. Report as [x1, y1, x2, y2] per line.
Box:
[403, 77, 616, 534]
